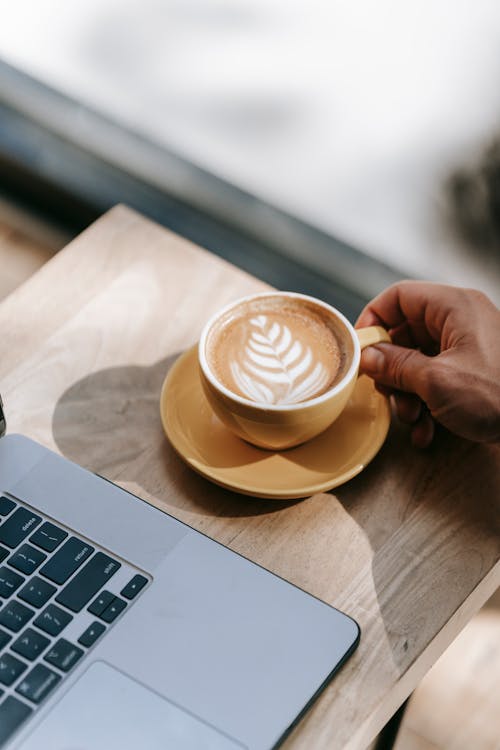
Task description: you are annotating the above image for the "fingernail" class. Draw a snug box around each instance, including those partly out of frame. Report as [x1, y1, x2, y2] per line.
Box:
[360, 346, 385, 373]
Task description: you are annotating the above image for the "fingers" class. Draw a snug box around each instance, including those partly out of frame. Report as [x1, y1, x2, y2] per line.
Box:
[411, 410, 435, 449]
[356, 280, 464, 344]
[356, 281, 499, 448]
[393, 392, 434, 448]
[371, 373, 436, 448]
[390, 321, 439, 353]
[356, 281, 429, 329]
[360, 343, 430, 396]
[362, 342, 436, 448]
[355, 308, 385, 328]
[394, 392, 422, 424]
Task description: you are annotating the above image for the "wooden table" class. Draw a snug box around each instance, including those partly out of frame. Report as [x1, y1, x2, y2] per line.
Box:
[1, 205, 499, 749]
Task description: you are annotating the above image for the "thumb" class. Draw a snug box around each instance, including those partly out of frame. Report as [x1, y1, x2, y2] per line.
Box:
[360, 343, 430, 397]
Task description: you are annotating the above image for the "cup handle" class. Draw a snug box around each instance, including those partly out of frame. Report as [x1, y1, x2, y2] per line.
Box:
[356, 325, 391, 350]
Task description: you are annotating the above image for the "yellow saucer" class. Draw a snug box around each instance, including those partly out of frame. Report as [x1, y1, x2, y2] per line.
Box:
[160, 346, 391, 499]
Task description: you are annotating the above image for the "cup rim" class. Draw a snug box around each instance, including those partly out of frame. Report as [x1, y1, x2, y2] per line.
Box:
[198, 291, 361, 412]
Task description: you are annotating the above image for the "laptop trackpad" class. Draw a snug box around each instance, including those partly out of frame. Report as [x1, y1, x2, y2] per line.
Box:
[16, 661, 245, 750]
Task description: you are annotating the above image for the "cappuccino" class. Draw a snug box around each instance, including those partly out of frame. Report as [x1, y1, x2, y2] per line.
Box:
[205, 295, 351, 405]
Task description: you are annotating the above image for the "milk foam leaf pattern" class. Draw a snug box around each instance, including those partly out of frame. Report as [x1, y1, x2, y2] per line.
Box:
[230, 315, 330, 405]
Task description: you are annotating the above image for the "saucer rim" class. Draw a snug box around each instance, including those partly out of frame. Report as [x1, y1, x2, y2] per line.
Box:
[160, 346, 391, 500]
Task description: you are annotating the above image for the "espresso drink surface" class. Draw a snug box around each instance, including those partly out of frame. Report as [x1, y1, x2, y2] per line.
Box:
[207, 298, 349, 405]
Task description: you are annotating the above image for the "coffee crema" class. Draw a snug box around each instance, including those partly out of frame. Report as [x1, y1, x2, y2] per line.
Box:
[206, 296, 350, 405]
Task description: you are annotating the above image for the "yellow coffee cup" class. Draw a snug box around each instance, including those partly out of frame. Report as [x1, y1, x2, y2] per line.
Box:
[199, 292, 389, 450]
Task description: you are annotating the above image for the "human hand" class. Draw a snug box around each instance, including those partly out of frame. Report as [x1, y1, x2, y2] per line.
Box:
[356, 281, 500, 448]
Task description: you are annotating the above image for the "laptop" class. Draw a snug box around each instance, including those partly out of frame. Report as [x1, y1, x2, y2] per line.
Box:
[0, 395, 359, 749]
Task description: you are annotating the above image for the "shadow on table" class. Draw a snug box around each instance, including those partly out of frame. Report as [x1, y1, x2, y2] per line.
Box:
[334, 422, 500, 668]
[52, 352, 301, 519]
[52, 354, 500, 671]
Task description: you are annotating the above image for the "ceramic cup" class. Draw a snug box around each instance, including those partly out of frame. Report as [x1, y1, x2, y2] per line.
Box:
[198, 291, 390, 450]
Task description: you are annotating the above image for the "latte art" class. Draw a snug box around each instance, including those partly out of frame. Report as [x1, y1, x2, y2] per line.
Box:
[206, 299, 348, 406]
[230, 315, 331, 404]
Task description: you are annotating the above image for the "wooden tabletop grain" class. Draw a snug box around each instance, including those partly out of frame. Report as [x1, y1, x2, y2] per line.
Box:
[0, 205, 498, 749]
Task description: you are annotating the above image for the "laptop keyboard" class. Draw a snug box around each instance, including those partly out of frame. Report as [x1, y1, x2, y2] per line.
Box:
[0, 494, 150, 747]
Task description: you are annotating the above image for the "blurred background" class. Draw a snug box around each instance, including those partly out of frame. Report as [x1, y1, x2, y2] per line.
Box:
[0, 1, 499, 747]
[1, 1, 500, 311]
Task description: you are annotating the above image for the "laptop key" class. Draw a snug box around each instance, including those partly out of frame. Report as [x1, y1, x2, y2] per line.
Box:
[0, 497, 16, 516]
[0, 696, 32, 745]
[9, 543, 47, 576]
[18, 577, 57, 609]
[33, 603, 73, 637]
[39, 537, 94, 585]
[0, 629, 12, 651]
[30, 521, 68, 552]
[100, 597, 127, 623]
[88, 589, 115, 617]
[0, 546, 9, 564]
[16, 663, 60, 704]
[78, 620, 106, 648]
[0, 508, 42, 549]
[0, 567, 25, 598]
[121, 574, 148, 600]
[0, 652, 28, 686]
[44, 638, 83, 672]
[0, 601, 34, 633]
[12, 628, 50, 661]
[55, 552, 121, 613]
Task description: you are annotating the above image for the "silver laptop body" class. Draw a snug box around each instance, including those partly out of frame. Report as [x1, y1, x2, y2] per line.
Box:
[0, 398, 359, 750]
